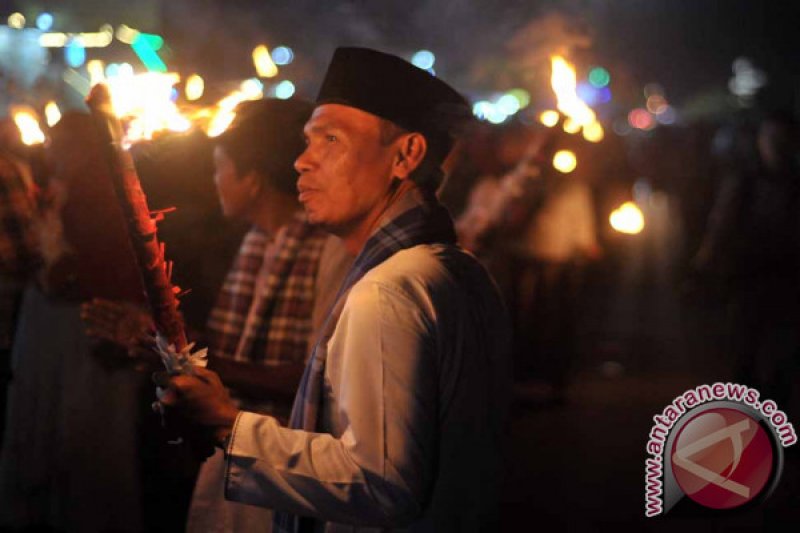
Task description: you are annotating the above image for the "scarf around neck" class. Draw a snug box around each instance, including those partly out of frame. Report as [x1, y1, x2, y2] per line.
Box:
[274, 188, 456, 533]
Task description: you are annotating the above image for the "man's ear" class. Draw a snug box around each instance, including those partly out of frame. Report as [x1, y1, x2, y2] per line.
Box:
[392, 132, 427, 180]
[242, 170, 263, 197]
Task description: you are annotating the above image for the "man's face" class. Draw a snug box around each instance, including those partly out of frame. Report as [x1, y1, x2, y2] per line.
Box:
[213, 146, 255, 219]
[294, 104, 398, 236]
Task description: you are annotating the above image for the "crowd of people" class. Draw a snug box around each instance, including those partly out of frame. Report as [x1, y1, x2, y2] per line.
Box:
[0, 43, 798, 532]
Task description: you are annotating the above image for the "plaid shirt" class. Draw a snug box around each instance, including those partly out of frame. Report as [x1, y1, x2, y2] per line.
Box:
[0, 152, 39, 279]
[207, 213, 329, 366]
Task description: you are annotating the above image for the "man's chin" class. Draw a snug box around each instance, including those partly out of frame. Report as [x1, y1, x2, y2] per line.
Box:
[304, 212, 344, 235]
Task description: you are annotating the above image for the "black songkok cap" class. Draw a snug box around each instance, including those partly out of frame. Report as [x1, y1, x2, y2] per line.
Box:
[316, 47, 471, 160]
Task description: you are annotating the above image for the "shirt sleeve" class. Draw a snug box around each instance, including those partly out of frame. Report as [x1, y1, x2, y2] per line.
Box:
[224, 279, 437, 527]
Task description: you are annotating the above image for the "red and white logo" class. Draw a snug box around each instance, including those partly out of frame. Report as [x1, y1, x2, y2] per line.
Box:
[670, 408, 774, 510]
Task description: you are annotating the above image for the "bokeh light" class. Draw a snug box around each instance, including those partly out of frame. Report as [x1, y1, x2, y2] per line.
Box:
[610, 202, 645, 234]
[45, 101, 61, 127]
[583, 121, 604, 143]
[553, 150, 577, 173]
[105, 63, 120, 78]
[472, 101, 493, 120]
[563, 117, 581, 134]
[115, 24, 139, 44]
[411, 50, 435, 70]
[8, 13, 25, 29]
[628, 108, 654, 130]
[539, 110, 559, 128]
[36, 13, 54, 31]
[486, 106, 508, 124]
[275, 80, 296, 99]
[656, 106, 677, 125]
[271, 46, 294, 66]
[12, 109, 45, 145]
[577, 82, 600, 107]
[185, 74, 205, 101]
[588, 67, 610, 88]
[253, 45, 278, 78]
[496, 94, 520, 115]
[65, 40, 86, 68]
[87, 60, 106, 86]
[508, 88, 531, 109]
[241, 78, 264, 99]
[646, 94, 668, 114]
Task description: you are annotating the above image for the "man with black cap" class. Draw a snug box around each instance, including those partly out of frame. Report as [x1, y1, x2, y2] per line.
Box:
[162, 47, 511, 532]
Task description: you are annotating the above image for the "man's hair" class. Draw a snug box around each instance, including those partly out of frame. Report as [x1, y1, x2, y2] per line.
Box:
[215, 99, 313, 196]
[379, 119, 445, 193]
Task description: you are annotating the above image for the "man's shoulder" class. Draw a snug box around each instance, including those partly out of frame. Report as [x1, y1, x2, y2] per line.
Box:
[363, 243, 468, 279]
[356, 243, 498, 304]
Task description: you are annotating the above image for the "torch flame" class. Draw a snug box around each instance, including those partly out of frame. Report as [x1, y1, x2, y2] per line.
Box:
[206, 80, 264, 137]
[609, 201, 645, 234]
[11, 108, 46, 145]
[550, 56, 595, 127]
[550, 55, 604, 140]
[103, 71, 191, 146]
[45, 101, 62, 127]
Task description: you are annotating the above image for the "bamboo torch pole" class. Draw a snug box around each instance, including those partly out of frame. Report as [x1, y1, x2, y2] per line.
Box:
[86, 84, 188, 352]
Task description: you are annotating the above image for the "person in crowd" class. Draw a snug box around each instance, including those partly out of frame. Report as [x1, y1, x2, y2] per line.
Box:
[0, 112, 154, 533]
[0, 117, 40, 442]
[159, 47, 512, 532]
[695, 111, 800, 406]
[457, 122, 598, 403]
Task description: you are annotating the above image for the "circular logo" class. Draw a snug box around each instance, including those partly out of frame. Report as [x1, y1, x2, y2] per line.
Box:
[670, 408, 774, 510]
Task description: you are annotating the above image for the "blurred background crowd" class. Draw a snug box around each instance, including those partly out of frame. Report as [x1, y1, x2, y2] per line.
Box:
[0, 1, 798, 530]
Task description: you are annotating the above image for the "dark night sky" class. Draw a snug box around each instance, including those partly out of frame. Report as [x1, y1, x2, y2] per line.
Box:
[7, 1, 800, 111]
[588, 0, 800, 104]
[156, 0, 800, 111]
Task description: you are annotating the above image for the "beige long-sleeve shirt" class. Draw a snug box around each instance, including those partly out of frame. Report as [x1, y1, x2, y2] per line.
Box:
[224, 243, 512, 532]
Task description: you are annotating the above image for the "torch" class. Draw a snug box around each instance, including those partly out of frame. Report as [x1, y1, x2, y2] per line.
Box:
[85, 83, 188, 352]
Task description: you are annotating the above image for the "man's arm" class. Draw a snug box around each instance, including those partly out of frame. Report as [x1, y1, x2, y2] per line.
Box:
[167, 278, 437, 527]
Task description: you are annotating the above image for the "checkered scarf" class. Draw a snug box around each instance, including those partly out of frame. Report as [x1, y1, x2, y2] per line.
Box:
[274, 190, 457, 533]
[207, 213, 328, 366]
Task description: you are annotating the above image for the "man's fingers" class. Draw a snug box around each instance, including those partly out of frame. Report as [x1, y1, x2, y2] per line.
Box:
[192, 366, 221, 386]
[157, 386, 179, 406]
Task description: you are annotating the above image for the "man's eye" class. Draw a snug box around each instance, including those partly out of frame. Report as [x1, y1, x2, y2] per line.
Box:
[326, 135, 338, 142]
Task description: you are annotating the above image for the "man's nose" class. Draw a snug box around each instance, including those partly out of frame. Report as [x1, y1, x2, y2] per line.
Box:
[294, 147, 314, 174]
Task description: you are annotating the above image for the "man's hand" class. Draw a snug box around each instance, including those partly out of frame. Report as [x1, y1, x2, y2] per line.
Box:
[156, 367, 240, 447]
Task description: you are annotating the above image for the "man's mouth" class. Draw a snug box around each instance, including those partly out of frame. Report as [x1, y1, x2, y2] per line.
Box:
[297, 185, 317, 203]
[297, 180, 318, 202]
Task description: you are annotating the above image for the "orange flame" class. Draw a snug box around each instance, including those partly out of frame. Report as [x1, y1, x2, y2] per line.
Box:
[205, 79, 264, 137]
[103, 72, 191, 146]
[550, 55, 603, 140]
[11, 107, 46, 145]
